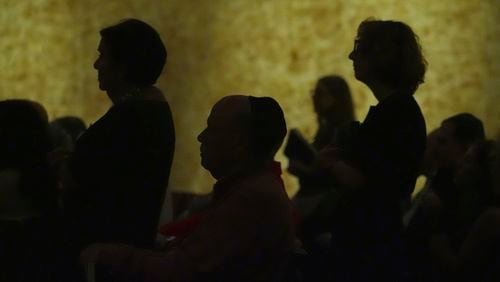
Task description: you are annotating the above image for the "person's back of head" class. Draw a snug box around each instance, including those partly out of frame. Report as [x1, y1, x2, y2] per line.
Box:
[51, 116, 87, 143]
[0, 99, 57, 216]
[353, 19, 427, 95]
[247, 96, 287, 162]
[100, 18, 167, 87]
[0, 100, 51, 170]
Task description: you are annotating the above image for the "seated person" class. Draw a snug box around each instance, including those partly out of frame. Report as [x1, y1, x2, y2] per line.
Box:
[0, 100, 60, 282]
[51, 116, 87, 144]
[404, 113, 485, 281]
[49, 116, 87, 153]
[81, 95, 295, 282]
[286, 75, 357, 259]
[288, 75, 356, 198]
[429, 113, 485, 213]
[428, 140, 500, 281]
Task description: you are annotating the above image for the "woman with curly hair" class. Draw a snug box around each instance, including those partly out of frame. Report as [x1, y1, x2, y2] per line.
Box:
[319, 19, 428, 281]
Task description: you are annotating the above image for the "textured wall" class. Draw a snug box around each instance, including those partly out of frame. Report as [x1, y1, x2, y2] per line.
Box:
[1, 0, 499, 195]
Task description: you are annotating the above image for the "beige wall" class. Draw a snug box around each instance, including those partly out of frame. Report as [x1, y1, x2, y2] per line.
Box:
[1, 0, 499, 195]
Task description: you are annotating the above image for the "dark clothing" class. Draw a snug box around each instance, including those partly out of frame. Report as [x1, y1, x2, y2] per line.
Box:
[404, 168, 460, 281]
[294, 121, 336, 198]
[94, 162, 295, 282]
[331, 94, 427, 281]
[66, 99, 175, 250]
[0, 217, 62, 282]
[431, 168, 459, 217]
[347, 94, 426, 202]
[296, 121, 357, 197]
[312, 119, 337, 150]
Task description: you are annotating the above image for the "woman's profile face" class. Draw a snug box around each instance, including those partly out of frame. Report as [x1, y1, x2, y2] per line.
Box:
[312, 83, 336, 116]
[93, 39, 123, 92]
[348, 37, 372, 83]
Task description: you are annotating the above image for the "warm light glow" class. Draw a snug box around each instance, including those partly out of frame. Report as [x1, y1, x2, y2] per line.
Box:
[1, 0, 499, 195]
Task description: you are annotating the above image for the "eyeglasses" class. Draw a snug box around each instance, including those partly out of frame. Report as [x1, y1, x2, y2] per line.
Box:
[353, 39, 363, 54]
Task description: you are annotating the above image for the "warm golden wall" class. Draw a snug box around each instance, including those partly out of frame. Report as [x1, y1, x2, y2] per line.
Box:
[1, 0, 499, 195]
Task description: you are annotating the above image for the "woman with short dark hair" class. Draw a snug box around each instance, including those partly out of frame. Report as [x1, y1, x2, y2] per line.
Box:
[64, 18, 175, 260]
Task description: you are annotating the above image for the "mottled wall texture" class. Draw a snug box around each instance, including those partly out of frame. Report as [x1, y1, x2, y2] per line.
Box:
[1, 0, 499, 195]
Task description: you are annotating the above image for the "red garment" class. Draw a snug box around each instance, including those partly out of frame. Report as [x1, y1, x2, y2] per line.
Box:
[96, 162, 295, 282]
[158, 162, 299, 240]
[158, 213, 206, 240]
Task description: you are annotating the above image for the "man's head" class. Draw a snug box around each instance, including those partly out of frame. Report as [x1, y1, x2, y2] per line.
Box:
[94, 19, 166, 92]
[434, 113, 485, 169]
[198, 95, 287, 179]
[51, 116, 87, 143]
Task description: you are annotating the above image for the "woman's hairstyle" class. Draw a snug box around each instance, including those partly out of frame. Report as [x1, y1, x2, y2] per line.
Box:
[316, 75, 355, 122]
[100, 18, 167, 86]
[355, 19, 427, 94]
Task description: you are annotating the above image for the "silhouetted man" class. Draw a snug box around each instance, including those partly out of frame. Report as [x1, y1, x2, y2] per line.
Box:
[81, 95, 295, 282]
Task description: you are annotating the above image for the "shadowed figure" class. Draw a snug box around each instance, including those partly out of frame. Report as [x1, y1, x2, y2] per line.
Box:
[51, 116, 87, 145]
[427, 140, 500, 281]
[288, 75, 356, 198]
[404, 114, 486, 281]
[62, 19, 175, 279]
[81, 95, 295, 282]
[286, 75, 357, 271]
[0, 99, 60, 282]
[316, 19, 428, 281]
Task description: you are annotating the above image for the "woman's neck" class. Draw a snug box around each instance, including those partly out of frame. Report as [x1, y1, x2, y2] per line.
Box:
[367, 82, 398, 103]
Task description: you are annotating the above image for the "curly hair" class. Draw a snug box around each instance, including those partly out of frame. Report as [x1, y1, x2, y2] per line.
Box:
[355, 19, 427, 95]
